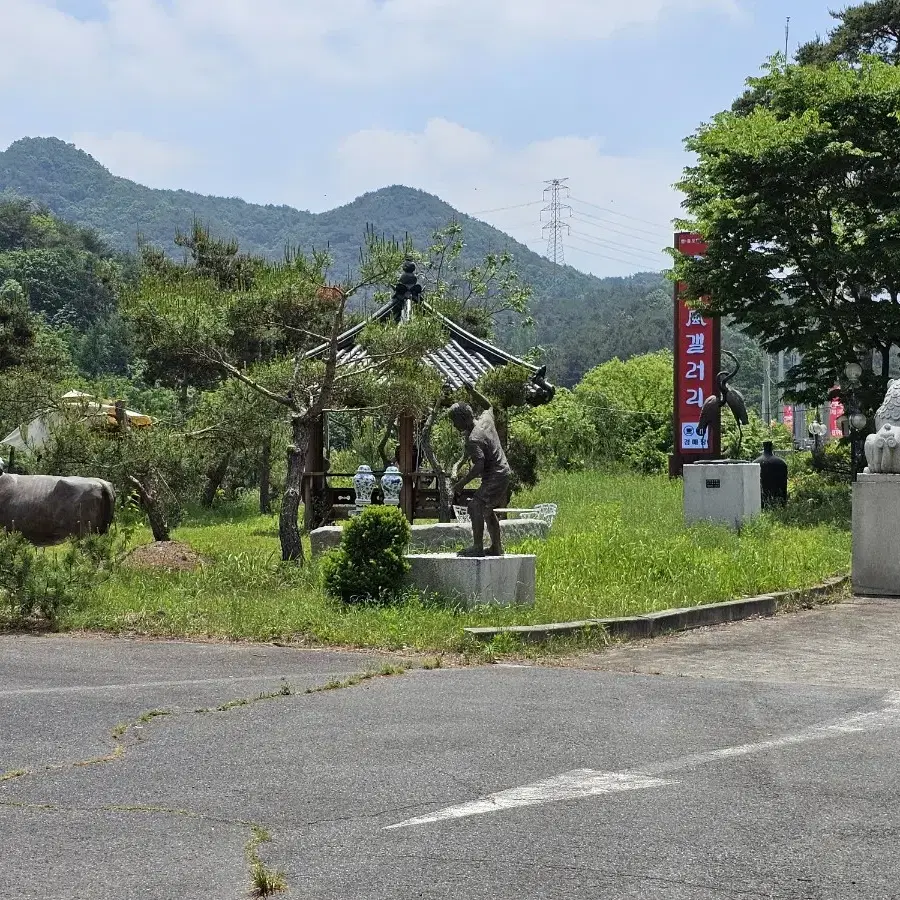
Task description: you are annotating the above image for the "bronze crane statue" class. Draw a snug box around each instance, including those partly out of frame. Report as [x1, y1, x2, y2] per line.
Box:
[697, 350, 749, 454]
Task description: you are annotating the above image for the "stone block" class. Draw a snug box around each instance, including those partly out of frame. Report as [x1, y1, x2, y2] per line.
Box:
[309, 518, 549, 558]
[852, 474, 900, 597]
[684, 461, 761, 530]
[406, 553, 536, 609]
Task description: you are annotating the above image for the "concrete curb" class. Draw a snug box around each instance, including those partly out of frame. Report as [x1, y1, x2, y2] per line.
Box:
[463, 575, 849, 645]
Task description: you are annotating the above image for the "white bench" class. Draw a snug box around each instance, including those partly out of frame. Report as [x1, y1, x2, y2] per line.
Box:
[454, 503, 558, 528]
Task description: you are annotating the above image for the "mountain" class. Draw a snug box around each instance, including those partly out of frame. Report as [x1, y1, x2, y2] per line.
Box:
[0, 136, 673, 385]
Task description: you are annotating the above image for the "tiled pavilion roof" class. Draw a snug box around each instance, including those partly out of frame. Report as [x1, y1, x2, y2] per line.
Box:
[306, 295, 538, 388]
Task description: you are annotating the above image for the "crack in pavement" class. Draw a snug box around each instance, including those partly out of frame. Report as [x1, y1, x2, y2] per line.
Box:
[1, 664, 413, 787]
[1, 663, 417, 896]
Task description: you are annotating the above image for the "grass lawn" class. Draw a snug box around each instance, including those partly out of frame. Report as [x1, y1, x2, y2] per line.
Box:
[58, 471, 851, 652]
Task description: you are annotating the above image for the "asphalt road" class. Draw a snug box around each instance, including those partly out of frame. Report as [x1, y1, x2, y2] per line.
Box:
[3, 599, 900, 899]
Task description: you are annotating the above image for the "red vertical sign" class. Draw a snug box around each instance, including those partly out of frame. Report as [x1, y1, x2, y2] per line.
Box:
[828, 399, 844, 437]
[671, 232, 720, 475]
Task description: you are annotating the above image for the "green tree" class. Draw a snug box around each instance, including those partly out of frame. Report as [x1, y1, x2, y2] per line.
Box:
[0, 280, 75, 447]
[722, 411, 794, 460]
[515, 387, 598, 472]
[797, 1, 900, 66]
[187, 378, 288, 510]
[67, 311, 135, 378]
[674, 57, 900, 420]
[413, 222, 532, 339]
[575, 351, 673, 472]
[35, 409, 202, 542]
[125, 231, 443, 563]
[0, 279, 38, 371]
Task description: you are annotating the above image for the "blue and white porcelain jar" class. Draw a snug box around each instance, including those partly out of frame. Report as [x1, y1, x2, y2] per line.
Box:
[352, 465, 376, 511]
[381, 465, 402, 506]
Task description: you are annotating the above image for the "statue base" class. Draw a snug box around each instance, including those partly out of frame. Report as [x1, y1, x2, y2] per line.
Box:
[683, 461, 761, 530]
[852, 474, 900, 596]
[309, 519, 548, 557]
[406, 553, 536, 609]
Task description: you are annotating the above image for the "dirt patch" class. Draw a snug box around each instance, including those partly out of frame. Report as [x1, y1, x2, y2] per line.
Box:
[124, 541, 207, 573]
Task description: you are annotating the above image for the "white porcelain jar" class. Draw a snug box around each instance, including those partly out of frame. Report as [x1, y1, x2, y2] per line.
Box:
[381, 465, 403, 506]
[352, 465, 376, 509]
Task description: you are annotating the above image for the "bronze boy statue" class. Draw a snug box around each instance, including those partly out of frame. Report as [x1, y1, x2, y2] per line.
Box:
[448, 381, 511, 557]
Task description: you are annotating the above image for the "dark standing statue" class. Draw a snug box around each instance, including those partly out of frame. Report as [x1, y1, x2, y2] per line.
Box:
[697, 350, 749, 454]
[449, 382, 512, 557]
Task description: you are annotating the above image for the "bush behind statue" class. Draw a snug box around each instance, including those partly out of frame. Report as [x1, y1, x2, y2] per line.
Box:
[322, 506, 411, 604]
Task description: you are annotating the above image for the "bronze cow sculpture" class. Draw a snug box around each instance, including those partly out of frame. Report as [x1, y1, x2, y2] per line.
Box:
[0, 468, 116, 545]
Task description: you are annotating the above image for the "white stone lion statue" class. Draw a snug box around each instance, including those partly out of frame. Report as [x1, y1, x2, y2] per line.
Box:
[865, 379, 900, 474]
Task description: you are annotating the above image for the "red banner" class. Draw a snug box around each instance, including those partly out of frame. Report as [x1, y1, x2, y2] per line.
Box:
[673, 233, 716, 456]
[783, 406, 794, 430]
[829, 399, 844, 437]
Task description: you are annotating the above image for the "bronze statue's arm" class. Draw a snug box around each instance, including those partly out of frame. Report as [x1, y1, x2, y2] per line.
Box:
[450, 450, 468, 481]
[463, 381, 492, 413]
[452, 457, 484, 494]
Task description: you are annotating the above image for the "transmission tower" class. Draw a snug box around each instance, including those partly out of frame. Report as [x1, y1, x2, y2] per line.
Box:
[541, 178, 572, 265]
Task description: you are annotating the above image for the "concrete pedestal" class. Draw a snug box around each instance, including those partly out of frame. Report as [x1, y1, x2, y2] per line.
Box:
[309, 519, 548, 558]
[852, 474, 900, 596]
[406, 553, 536, 609]
[684, 461, 761, 530]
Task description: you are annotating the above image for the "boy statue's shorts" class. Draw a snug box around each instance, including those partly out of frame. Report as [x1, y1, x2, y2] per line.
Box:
[472, 473, 509, 510]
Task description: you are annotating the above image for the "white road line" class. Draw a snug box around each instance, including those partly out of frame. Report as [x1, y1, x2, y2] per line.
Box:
[384, 771, 675, 829]
[386, 691, 900, 830]
[640, 689, 900, 778]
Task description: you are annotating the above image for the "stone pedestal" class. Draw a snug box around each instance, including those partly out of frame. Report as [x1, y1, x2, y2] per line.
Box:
[406, 553, 536, 609]
[684, 461, 761, 530]
[852, 474, 900, 597]
[309, 519, 549, 558]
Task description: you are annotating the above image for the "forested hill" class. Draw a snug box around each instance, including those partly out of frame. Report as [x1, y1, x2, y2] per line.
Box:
[0, 136, 674, 384]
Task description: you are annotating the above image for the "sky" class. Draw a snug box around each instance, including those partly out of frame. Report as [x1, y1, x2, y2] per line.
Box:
[2, 0, 839, 277]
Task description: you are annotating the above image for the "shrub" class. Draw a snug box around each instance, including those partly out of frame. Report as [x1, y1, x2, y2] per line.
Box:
[322, 505, 412, 604]
[722, 411, 793, 460]
[477, 365, 531, 411]
[770, 471, 851, 529]
[515, 387, 597, 472]
[0, 528, 126, 626]
[574, 351, 673, 473]
[506, 419, 540, 494]
[623, 420, 672, 474]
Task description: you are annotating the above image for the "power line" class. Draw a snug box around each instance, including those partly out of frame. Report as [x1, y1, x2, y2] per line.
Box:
[569, 239, 663, 270]
[570, 214, 668, 252]
[566, 239, 663, 270]
[575, 200, 672, 240]
[541, 178, 572, 266]
[471, 200, 544, 215]
[568, 195, 670, 231]
[567, 229, 665, 266]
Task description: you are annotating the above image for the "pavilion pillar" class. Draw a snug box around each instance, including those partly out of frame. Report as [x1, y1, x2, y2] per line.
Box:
[398, 414, 415, 522]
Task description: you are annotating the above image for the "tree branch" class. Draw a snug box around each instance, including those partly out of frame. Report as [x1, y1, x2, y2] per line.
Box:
[198, 350, 293, 408]
[268, 321, 331, 343]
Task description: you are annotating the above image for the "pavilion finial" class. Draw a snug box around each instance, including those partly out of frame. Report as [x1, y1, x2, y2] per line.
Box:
[392, 260, 423, 322]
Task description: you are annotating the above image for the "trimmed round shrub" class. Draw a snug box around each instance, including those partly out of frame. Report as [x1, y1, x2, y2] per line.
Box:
[322, 505, 412, 604]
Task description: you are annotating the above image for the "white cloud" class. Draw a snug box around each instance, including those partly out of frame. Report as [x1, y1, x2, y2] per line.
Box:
[70, 131, 197, 188]
[1, 0, 739, 97]
[332, 118, 684, 276]
[0, 2, 718, 276]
